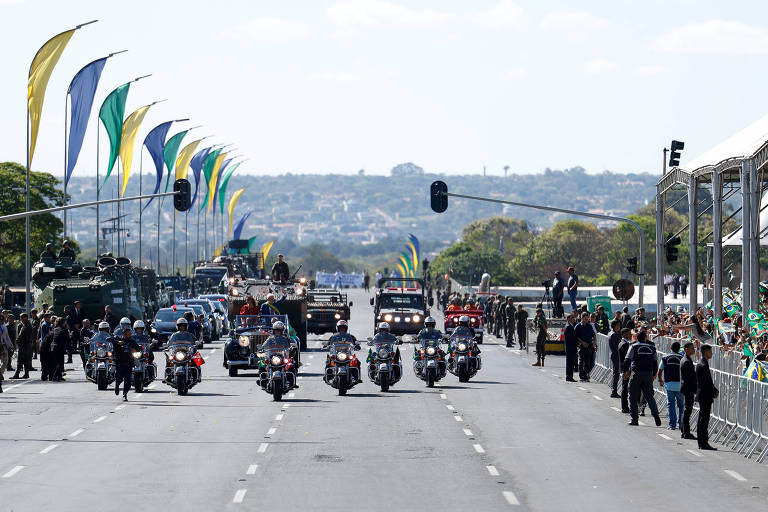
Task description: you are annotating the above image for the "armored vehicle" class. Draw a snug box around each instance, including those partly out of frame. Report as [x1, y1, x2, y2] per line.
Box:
[32, 255, 148, 322]
[370, 277, 433, 336]
[306, 288, 352, 335]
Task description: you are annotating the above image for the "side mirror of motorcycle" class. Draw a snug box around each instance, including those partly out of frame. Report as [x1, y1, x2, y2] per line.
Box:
[355, 344, 361, 351]
[349, 301, 353, 307]
[396, 338, 403, 345]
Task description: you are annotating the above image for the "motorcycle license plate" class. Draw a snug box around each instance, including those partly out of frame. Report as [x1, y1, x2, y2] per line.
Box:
[426, 360, 436, 368]
[337, 366, 347, 374]
[379, 363, 388, 370]
[458, 356, 466, 363]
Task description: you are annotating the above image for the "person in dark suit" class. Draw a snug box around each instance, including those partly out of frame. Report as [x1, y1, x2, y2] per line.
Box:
[618, 328, 633, 413]
[67, 301, 85, 363]
[563, 314, 578, 382]
[608, 319, 622, 398]
[695, 344, 718, 449]
[679, 341, 697, 440]
[103, 305, 118, 331]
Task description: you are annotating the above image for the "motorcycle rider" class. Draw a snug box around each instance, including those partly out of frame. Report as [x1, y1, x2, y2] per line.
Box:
[370, 322, 400, 362]
[449, 315, 482, 355]
[132, 320, 154, 363]
[114, 317, 132, 336]
[324, 320, 360, 384]
[263, 321, 299, 385]
[414, 316, 444, 376]
[113, 327, 140, 401]
[165, 317, 199, 383]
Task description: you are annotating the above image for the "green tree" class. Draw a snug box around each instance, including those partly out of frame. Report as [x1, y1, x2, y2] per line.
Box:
[0, 162, 66, 284]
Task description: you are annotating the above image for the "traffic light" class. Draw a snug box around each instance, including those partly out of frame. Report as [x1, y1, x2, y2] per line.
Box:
[669, 140, 684, 167]
[173, 179, 191, 211]
[430, 180, 448, 213]
[626, 257, 637, 274]
[665, 232, 681, 263]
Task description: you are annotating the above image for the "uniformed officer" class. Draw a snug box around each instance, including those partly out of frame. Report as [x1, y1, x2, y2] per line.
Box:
[504, 298, 516, 347]
[271, 254, 290, 282]
[493, 299, 503, 338]
[113, 327, 140, 401]
[515, 305, 528, 350]
[40, 243, 57, 260]
[58, 240, 76, 260]
[532, 308, 547, 366]
[417, 316, 443, 346]
[623, 331, 662, 426]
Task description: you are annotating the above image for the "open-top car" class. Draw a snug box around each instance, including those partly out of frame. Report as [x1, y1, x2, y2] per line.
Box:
[224, 314, 300, 377]
[306, 288, 352, 335]
[444, 309, 484, 343]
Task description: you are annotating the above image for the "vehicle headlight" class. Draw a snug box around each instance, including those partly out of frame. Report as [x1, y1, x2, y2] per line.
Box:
[457, 343, 468, 351]
[337, 352, 348, 361]
[296, 288, 304, 295]
[299, 277, 307, 284]
[394, 316, 401, 322]
[231, 289, 239, 296]
[238, 336, 250, 347]
[150, 327, 157, 333]
[453, 318, 458, 324]
[132, 351, 142, 359]
[306, 313, 312, 319]
[404, 316, 411, 322]
[257, 352, 267, 359]
[271, 355, 282, 366]
[96, 347, 106, 358]
[334, 313, 341, 319]
[384, 314, 393, 322]
[174, 351, 186, 361]
[378, 348, 389, 358]
[412, 314, 421, 323]
[471, 318, 476, 324]
[426, 346, 436, 356]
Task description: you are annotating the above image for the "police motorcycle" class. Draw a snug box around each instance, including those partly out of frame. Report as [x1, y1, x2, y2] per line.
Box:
[256, 321, 297, 401]
[130, 320, 157, 393]
[162, 317, 204, 396]
[322, 320, 362, 396]
[366, 322, 403, 392]
[413, 317, 447, 388]
[84, 321, 116, 390]
[226, 314, 300, 377]
[447, 316, 482, 383]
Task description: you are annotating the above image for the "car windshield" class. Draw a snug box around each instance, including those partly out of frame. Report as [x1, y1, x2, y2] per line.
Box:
[194, 268, 227, 281]
[155, 309, 189, 322]
[186, 301, 213, 314]
[209, 301, 225, 313]
[380, 294, 424, 309]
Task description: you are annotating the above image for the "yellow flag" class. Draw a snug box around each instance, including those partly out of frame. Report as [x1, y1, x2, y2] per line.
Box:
[119, 105, 152, 196]
[175, 139, 202, 181]
[28, 29, 75, 164]
[260, 240, 274, 269]
[214, 245, 224, 257]
[227, 187, 246, 239]
[206, 152, 227, 214]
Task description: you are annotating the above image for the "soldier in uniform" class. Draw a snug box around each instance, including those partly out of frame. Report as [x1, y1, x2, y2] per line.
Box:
[271, 254, 290, 282]
[493, 299, 503, 338]
[515, 305, 529, 350]
[40, 243, 57, 260]
[58, 240, 76, 260]
[504, 297, 516, 347]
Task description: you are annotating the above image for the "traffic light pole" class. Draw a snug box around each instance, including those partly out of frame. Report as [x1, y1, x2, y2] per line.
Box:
[439, 190, 647, 308]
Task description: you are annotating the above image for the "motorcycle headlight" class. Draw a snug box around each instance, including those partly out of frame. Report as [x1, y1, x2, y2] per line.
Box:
[412, 314, 421, 323]
[457, 343, 468, 351]
[231, 289, 239, 296]
[96, 347, 106, 358]
[238, 336, 250, 347]
[271, 355, 282, 366]
[384, 314, 393, 322]
[337, 352, 348, 361]
[296, 288, 304, 295]
[150, 327, 157, 333]
[426, 346, 436, 356]
[132, 351, 142, 359]
[377, 348, 389, 359]
[306, 313, 312, 319]
[257, 352, 267, 359]
[453, 318, 458, 324]
[174, 351, 186, 361]
[334, 313, 341, 319]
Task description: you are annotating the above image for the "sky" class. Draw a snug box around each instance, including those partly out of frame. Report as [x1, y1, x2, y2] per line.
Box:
[3, 0, 768, 178]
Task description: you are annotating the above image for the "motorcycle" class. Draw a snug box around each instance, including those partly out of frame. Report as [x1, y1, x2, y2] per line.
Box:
[447, 336, 481, 383]
[163, 342, 203, 395]
[257, 346, 296, 401]
[86, 338, 115, 390]
[131, 341, 157, 393]
[367, 337, 403, 392]
[413, 338, 446, 388]
[324, 341, 361, 395]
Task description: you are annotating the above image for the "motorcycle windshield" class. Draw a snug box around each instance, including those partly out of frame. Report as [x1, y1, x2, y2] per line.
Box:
[420, 338, 440, 349]
[330, 343, 353, 356]
[90, 340, 113, 351]
[263, 338, 291, 350]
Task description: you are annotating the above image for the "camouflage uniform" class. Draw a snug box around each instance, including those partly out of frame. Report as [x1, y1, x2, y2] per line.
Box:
[504, 299, 516, 346]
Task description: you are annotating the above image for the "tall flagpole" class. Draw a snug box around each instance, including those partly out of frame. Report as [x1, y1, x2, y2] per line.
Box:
[25, 94, 31, 313]
[185, 211, 189, 276]
[139, 149, 143, 266]
[96, 121, 100, 255]
[63, 93, 68, 238]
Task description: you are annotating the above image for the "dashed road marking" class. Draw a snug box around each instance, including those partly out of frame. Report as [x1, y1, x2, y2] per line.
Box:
[275, 414, 284, 421]
[115, 405, 126, 411]
[68, 428, 84, 438]
[148, 383, 157, 389]
[297, 376, 304, 380]
[2, 466, 24, 478]
[658, 433, 672, 441]
[463, 428, 474, 436]
[610, 406, 621, 412]
[283, 404, 291, 408]
[93, 415, 107, 423]
[593, 395, 603, 401]
[40, 444, 59, 454]
[686, 449, 703, 457]
[454, 416, 463, 422]
[266, 427, 277, 436]
[246, 464, 258, 475]
[440, 393, 447, 399]
[233, 489, 247, 503]
[550, 372, 558, 376]
[257, 443, 269, 453]
[724, 470, 747, 482]
[288, 393, 295, 398]
[446, 405, 455, 411]
[309, 355, 315, 359]
[577, 386, 586, 391]
[208, 349, 217, 355]
[487, 465, 500, 476]
[503, 491, 520, 506]
[638, 421, 647, 426]
[134, 393, 143, 399]
[473, 444, 485, 453]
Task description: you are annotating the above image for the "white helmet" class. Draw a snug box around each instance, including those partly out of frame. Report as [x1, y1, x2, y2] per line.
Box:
[336, 320, 348, 331]
[98, 321, 110, 330]
[133, 320, 145, 330]
[272, 321, 285, 332]
[176, 317, 188, 326]
[119, 317, 131, 326]
[378, 322, 390, 331]
[425, 316, 436, 326]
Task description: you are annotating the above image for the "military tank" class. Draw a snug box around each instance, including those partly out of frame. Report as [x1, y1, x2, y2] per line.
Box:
[32, 255, 153, 322]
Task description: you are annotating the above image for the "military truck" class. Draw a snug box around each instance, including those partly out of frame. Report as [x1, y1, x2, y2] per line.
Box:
[306, 288, 352, 335]
[370, 277, 433, 336]
[32, 255, 151, 322]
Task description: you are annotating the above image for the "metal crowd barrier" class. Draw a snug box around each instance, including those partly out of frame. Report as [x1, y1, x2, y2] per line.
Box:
[592, 333, 768, 463]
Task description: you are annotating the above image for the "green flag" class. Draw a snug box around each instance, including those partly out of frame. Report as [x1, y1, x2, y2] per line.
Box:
[218, 161, 242, 215]
[200, 148, 222, 212]
[744, 342, 755, 358]
[98, 83, 130, 186]
[163, 130, 188, 192]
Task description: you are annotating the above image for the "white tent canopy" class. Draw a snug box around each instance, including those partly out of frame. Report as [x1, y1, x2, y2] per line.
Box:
[683, 112, 768, 173]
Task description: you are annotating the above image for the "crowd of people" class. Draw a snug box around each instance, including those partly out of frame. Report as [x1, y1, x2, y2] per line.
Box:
[662, 273, 689, 299]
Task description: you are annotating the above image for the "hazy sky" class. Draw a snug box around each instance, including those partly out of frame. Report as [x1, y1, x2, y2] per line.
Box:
[3, 0, 768, 179]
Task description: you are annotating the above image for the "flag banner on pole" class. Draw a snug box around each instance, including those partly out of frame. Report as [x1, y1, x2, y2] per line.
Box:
[119, 104, 151, 196]
[218, 161, 241, 215]
[28, 28, 76, 164]
[207, 152, 227, 214]
[260, 240, 274, 268]
[227, 187, 246, 239]
[175, 139, 201, 181]
[233, 211, 251, 241]
[743, 342, 755, 358]
[247, 236, 258, 252]
[200, 148, 222, 212]
[163, 130, 188, 191]
[66, 57, 107, 185]
[212, 157, 233, 214]
[142, 120, 173, 209]
[407, 233, 420, 271]
[189, 146, 211, 208]
[746, 309, 764, 326]
[99, 83, 131, 185]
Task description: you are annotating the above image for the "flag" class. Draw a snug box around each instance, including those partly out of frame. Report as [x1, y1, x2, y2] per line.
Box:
[163, 130, 188, 192]
[397, 262, 408, 280]
[247, 236, 258, 253]
[260, 240, 274, 268]
[233, 211, 251, 241]
[407, 233, 420, 271]
[189, 146, 211, 209]
[66, 57, 107, 185]
[745, 361, 768, 382]
[213, 245, 224, 257]
[218, 161, 241, 215]
[716, 318, 735, 334]
[142, 121, 173, 209]
[746, 310, 764, 326]
[200, 148, 222, 212]
[175, 139, 201, 181]
[118, 105, 152, 196]
[99, 83, 131, 185]
[724, 301, 741, 317]
[398, 253, 411, 277]
[743, 342, 755, 358]
[227, 187, 246, 239]
[207, 152, 227, 214]
[213, 157, 233, 215]
[28, 28, 76, 164]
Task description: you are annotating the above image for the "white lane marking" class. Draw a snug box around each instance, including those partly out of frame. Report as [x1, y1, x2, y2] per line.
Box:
[267, 427, 277, 436]
[638, 421, 647, 426]
[454, 416, 463, 422]
[257, 443, 269, 453]
[446, 405, 455, 411]
[208, 349, 217, 355]
[309, 355, 315, 359]
[68, 428, 84, 438]
[246, 464, 258, 475]
[487, 465, 500, 476]
[288, 392, 295, 398]
[297, 376, 304, 380]
[40, 444, 59, 454]
[503, 491, 521, 506]
[593, 395, 603, 401]
[147, 383, 157, 389]
[233, 489, 247, 503]
[114, 405, 126, 411]
[463, 429, 474, 436]
[686, 449, 703, 457]
[577, 386, 586, 391]
[550, 372, 558, 376]
[440, 393, 447, 399]
[275, 414, 284, 421]
[610, 406, 621, 412]
[134, 393, 143, 399]
[282, 404, 291, 408]
[658, 433, 672, 441]
[2, 466, 24, 478]
[93, 416, 107, 423]
[3, 380, 32, 391]
[473, 444, 485, 453]
[724, 470, 747, 482]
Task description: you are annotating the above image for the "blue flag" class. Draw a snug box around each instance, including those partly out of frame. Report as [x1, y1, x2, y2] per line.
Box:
[66, 57, 107, 186]
[142, 121, 173, 210]
[233, 211, 251, 240]
[189, 146, 212, 209]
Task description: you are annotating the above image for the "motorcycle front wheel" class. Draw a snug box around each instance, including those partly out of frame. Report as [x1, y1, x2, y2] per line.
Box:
[338, 375, 347, 396]
[134, 374, 143, 393]
[458, 366, 470, 383]
[272, 381, 283, 401]
[380, 374, 389, 392]
[176, 374, 187, 396]
[426, 368, 435, 388]
[96, 371, 107, 390]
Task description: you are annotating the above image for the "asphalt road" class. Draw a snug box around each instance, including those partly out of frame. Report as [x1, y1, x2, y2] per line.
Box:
[1, 288, 766, 511]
